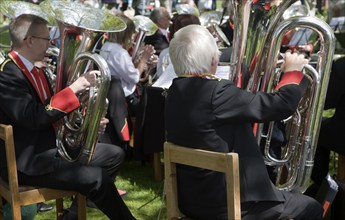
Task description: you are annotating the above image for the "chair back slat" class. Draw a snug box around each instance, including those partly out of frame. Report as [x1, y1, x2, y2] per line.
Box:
[164, 142, 241, 220]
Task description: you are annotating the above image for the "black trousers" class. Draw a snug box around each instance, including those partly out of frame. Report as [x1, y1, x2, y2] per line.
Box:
[12, 143, 135, 220]
[210, 191, 322, 220]
[241, 191, 323, 220]
[311, 117, 345, 185]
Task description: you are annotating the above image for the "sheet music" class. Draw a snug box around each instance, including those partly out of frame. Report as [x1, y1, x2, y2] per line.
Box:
[152, 64, 177, 89]
[215, 65, 230, 80]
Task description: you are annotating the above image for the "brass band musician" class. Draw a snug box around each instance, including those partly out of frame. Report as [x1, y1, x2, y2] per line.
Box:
[165, 24, 323, 220]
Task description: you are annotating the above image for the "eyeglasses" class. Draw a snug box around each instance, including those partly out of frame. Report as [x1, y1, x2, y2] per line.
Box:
[24, 35, 51, 42]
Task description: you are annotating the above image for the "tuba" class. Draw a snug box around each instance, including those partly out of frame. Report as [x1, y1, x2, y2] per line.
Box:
[40, 0, 126, 164]
[227, 0, 336, 192]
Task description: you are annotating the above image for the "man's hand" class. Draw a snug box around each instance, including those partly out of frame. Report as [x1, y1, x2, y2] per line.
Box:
[34, 57, 52, 68]
[69, 70, 99, 94]
[98, 117, 109, 134]
[141, 44, 156, 62]
[281, 51, 309, 73]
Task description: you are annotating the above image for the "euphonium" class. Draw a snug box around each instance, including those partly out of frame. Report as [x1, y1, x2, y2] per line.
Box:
[131, 15, 158, 63]
[132, 15, 158, 82]
[41, 0, 126, 164]
[227, 0, 336, 192]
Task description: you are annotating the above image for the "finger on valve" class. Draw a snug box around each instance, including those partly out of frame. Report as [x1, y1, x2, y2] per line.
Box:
[282, 51, 308, 73]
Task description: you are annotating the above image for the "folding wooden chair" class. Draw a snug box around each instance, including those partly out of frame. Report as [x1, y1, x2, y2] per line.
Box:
[0, 124, 86, 220]
[164, 142, 241, 220]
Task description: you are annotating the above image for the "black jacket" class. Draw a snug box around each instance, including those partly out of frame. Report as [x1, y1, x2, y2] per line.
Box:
[144, 30, 169, 56]
[0, 57, 79, 176]
[165, 75, 308, 218]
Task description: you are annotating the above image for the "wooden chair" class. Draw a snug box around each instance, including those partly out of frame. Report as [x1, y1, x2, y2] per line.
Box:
[164, 142, 241, 220]
[0, 124, 86, 220]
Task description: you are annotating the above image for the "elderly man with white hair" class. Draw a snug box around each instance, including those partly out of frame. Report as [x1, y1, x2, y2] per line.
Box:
[165, 24, 323, 220]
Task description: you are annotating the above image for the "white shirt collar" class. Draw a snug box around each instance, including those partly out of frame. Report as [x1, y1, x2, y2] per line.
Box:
[159, 27, 169, 40]
[13, 50, 35, 72]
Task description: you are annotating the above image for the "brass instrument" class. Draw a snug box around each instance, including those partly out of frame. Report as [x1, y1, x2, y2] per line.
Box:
[227, 0, 336, 192]
[175, 4, 200, 16]
[199, 10, 230, 48]
[132, 15, 158, 83]
[42, 46, 60, 90]
[0, 0, 53, 23]
[39, 0, 126, 164]
[132, 15, 158, 63]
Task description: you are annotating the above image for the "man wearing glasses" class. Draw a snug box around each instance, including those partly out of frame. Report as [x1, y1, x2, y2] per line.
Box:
[0, 14, 136, 219]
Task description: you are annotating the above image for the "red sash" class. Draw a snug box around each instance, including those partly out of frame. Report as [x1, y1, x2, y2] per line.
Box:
[9, 51, 51, 104]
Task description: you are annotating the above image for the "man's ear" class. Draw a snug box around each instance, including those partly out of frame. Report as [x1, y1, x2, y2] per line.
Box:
[211, 56, 217, 67]
[24, 36, 34, 48]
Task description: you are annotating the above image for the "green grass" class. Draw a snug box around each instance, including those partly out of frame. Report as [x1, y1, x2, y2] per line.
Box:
[35, 159, 167, 220]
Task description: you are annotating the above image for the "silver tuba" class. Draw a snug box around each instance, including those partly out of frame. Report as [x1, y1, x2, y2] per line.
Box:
[227, 0, 336, 192]
[40, 0, 126, 164]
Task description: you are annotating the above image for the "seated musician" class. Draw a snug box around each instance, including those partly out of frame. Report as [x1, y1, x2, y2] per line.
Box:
[99, 13, 157, 117]
[165, 25, 323, 220]
[0, 14, 135, 219]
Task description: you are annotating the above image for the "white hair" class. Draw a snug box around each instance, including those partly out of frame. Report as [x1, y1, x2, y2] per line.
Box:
[169, 25, 220, 76]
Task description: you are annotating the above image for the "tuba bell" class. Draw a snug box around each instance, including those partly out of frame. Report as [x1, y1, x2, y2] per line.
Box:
[131, 15, 158, 83]
[199, 10, 231, 49]
[227, 0, 336, 192]
[131, 15, 158, 63]
[40, 0, 126, 164]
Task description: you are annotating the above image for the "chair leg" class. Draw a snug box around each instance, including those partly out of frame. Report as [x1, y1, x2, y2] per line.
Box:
[56, 198, 64, 220]
[153, 152, 163, 181]
[11, 203, 22, 220]
[77, 194, 86, 220]
[0, 198, 3, 220]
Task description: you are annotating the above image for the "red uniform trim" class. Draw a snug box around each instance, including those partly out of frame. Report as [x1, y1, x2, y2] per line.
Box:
[9, 51, 51, 103]
[50, 87, 80, 113]
[121, 119, 130, 141]
[275, 71, 304, 91]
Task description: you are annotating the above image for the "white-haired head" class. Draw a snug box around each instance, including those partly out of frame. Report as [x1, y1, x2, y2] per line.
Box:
[169, 25, 220, 76]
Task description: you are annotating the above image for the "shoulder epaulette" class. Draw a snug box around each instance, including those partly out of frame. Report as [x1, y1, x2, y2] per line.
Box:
[0, 58, 12, 72]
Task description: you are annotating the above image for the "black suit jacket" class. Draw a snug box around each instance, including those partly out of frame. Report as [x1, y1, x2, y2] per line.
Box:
[0, 58, 79, 176]
[165, 76, 308, 218]
[317, 56, 345, 155]
[144, 30, 169, 56]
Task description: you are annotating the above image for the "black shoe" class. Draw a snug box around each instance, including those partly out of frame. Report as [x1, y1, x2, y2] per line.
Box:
[37, 202, 53, 212]
[62, 208, 78, 220]
[86, 199, 98, 209]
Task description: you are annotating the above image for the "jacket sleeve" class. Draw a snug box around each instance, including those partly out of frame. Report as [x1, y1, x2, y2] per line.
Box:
[0, 62, 79, 130]
[212, 77, 308, 123]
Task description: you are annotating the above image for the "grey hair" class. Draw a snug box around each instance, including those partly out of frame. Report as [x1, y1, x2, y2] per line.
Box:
[149, 7, 167, 23]
[169, 25, 220, 76]
[9, 14, 48, 48]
